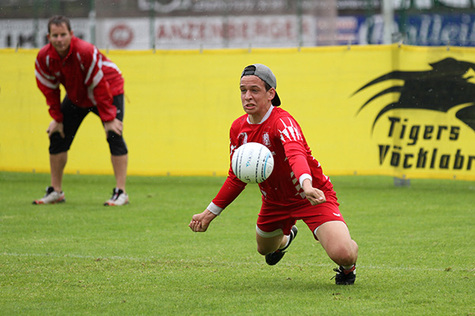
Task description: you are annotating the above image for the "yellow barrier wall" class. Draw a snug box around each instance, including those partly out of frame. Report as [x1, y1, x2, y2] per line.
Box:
[1, 45, 474, 180]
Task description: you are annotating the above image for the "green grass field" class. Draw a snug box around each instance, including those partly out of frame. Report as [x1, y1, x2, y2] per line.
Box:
[0, 172, 473, 315]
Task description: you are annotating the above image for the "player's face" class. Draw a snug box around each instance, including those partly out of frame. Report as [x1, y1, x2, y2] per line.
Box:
[48, 23, 73, 58]
[240, 75, 275, 123]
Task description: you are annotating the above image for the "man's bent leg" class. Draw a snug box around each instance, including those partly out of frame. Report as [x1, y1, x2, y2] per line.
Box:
[256, 226, 298, 266]
[111, 154, 127, 192]
[315, 221, 358, 266]
[316, 221, 358, 285]
[256, 230, 285, 256]
[33, 151, 67, 204]
[50, 152, 67, 192]
[104, 153, 129, 206]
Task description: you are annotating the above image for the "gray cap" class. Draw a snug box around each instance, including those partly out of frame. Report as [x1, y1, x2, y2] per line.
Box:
[241, 64, 281, 106]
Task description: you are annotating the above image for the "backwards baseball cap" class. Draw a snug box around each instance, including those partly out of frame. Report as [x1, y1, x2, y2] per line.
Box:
[241, 64, 281, 106]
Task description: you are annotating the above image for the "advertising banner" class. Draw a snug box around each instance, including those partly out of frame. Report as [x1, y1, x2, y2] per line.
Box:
[348, 47, 475, 179]
[352, 13, 475, 46]
[98, 15, 318, 49]
[3, 13, 475, 50]
[0, 45, 474, 180]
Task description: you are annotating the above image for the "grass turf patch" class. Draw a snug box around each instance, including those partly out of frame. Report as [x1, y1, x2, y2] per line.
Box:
[0, 172, 473, 315]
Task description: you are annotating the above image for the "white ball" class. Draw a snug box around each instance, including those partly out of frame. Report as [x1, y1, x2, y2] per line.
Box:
[231, 142, 274, 183]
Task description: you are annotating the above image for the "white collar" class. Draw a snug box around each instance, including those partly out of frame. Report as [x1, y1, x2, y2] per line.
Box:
[247, 106, 274, 124]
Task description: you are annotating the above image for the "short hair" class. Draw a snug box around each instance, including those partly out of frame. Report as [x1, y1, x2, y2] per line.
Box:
[263, 82, 271, 91]
[48, 15, 72, 33]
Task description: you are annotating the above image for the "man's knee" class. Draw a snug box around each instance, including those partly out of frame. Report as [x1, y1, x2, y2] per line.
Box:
[328, 242, 358, 265]
[49, 132, 72, 154]
[107, 131, 128, 155]
[257, 244, 278, 256]
[257, 245, 268, 256]
[256, 229, 283, 256]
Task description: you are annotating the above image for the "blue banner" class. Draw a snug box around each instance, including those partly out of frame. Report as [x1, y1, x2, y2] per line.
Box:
[343, 14, 475, 46]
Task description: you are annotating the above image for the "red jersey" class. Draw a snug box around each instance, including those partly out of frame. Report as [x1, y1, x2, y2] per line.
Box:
[35, 36, 124, 122]
[211, 106, 335, 212]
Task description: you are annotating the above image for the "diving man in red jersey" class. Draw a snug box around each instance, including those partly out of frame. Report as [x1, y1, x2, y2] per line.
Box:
[189, 64, 358, 285]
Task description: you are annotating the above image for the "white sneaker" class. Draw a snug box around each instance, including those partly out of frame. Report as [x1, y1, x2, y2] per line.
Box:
[33, 186, 65, 204]
[104, 188, 129, 206]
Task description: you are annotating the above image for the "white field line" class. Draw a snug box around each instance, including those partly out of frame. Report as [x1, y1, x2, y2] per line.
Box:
[1, 252, 472, 272]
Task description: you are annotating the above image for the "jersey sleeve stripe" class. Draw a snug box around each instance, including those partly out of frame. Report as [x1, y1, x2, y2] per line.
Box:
[83, 47, 99, 85]
[35, 69, 59, 89]
[103, 61, 122, 74]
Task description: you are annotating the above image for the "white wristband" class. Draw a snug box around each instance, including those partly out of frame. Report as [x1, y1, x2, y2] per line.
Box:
[207, 202, 223, 216]
[299, 174, 312, 188]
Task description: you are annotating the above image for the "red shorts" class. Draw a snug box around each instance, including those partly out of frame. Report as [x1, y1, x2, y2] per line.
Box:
[256, 192, 345, 240]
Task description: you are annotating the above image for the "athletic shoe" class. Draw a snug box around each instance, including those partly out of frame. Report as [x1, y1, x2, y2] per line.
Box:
[32, 186, 65, 205]
[333, 265, 356, 285]
[265, 225, 298, 265]
[104, 188, 129, 206]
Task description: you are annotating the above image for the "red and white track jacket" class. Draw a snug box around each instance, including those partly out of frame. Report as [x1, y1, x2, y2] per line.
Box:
[35, 36, 124, 122]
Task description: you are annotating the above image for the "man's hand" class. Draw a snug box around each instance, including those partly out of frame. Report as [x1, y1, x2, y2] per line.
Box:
[104, 118, 123, 136]
[302, 178, 326, 205]
[47, 120, 64, 138]
[189, 209, 217, 232]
